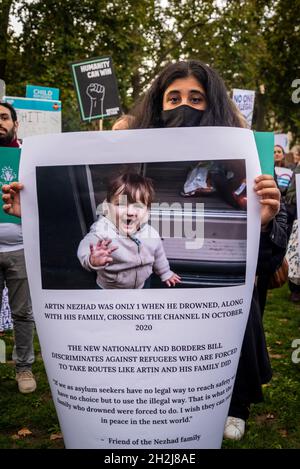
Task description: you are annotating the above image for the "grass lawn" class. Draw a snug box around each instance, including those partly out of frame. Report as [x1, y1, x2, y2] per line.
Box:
[223, 284, 300, 449]
[0, 283, 299, 449]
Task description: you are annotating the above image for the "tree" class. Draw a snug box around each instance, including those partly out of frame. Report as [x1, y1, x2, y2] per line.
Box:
[4, 0, 298, 139]
[0, 0, 14, 79]
[262, 0, 300, 141]
[5, 0, 168, 130]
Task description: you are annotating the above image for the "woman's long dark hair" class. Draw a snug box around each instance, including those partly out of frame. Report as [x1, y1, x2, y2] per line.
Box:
[131, 60, 245, 129]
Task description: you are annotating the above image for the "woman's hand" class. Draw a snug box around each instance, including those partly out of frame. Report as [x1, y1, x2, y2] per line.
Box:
[2, 182, 23, 218]
[254, 175, 280, 228]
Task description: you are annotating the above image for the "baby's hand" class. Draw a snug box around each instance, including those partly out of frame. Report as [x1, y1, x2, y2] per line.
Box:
[89, 239, 118, 267]
[165, 273, 181, 287]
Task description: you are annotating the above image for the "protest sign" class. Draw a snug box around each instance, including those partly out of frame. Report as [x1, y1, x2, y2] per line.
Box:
[275, 166, 293, 192]
[0, 147, 21, 224]
[274, 133, 289, 152]
[3, 96, 61, 138]
[20, 127, 261, 448]
[254, 131, 274, 176]
[70, 56, 121, 122]
[232, 89, 255, 128]
[0, 287, 13, 332]
[26, 85, 60, 101]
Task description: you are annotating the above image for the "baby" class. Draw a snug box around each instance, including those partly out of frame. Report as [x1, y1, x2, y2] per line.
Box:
[77, 172, 181, 289]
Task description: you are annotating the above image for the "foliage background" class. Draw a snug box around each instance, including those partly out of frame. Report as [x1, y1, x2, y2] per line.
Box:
[0, 0, 299, 139]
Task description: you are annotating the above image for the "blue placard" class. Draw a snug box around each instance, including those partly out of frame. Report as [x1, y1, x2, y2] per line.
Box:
[26, 85, 60, 101]
[4, 96, 61, 112]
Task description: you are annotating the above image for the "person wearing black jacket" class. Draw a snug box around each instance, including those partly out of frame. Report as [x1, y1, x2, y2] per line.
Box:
[229, 203, 287, 434]
[285, 159, 300, 302]
[130, 60, 281, 441]
[3, 60, 281, 441]
[256, 202, 288, 314]
[0, 102, 36, 394]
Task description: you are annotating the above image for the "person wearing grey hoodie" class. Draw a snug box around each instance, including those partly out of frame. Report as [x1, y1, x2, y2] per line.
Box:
[77, 172, 181, 289]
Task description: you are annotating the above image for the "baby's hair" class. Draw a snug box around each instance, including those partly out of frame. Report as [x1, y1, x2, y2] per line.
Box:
[107, 172, 155, 207]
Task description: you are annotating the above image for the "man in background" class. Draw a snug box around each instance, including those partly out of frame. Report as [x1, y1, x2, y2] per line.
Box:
[0, 102, 36, 393]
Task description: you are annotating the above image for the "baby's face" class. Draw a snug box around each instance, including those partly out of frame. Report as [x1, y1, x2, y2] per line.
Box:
[109, 192, 149, 236]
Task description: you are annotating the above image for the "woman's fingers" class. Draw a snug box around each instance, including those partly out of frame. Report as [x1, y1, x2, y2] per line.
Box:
[3, 203, 12, 213]
[255, 174, 275, 183]
[2, 182, 23, 192]
[259, 198, 280, 207]
[255, 187, 280, 198]
[2, 193, 12, 203]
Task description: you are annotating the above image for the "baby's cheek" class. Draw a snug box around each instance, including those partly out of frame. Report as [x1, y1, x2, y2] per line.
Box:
[140, 209, 149, 222]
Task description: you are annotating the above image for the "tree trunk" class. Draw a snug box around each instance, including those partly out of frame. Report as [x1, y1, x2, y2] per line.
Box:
[0, 0, 13, 80]
[131, 70, 142, 103]
[255, 92, 266, 131]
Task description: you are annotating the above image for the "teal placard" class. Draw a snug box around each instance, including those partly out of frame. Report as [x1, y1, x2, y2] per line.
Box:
[254, 131, 274, 176]
[0, 147, 21, 224]
[26, 84, 60, 101]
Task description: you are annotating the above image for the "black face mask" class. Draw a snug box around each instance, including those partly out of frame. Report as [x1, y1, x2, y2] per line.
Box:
[160, 105, 205, 128]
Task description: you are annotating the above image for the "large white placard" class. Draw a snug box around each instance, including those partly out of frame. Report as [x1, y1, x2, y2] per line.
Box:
[20, 127, 261, 449]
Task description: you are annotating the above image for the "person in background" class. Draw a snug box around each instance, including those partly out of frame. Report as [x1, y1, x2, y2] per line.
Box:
[291, 145, 300, 167]
[274, 144, 292, 196]
[274, 144, 285, 166]
[284, 145, 300, 170]
[285, 145, 300, 302]
[285, 145, 300, 238]
[112, 114, 135, 131]
[129, 59, 282, 441]
[2, 64, 283, 440]
[285, 219, 300, 302]
[0, 102, 36, 393]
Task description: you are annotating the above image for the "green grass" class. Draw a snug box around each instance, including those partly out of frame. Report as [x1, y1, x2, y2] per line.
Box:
[0, 332, 63, 449]
[0, 283, 299, 449]
[223, 284, 300, 449]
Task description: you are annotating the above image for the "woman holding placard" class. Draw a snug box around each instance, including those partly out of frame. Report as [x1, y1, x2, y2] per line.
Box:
[129, 60, 284, 441]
